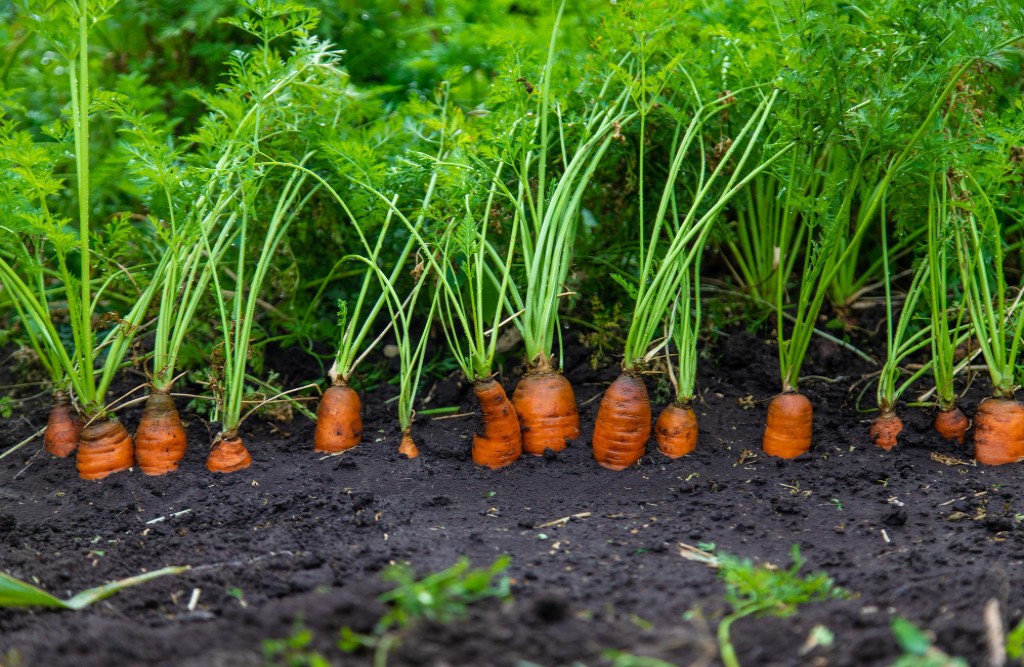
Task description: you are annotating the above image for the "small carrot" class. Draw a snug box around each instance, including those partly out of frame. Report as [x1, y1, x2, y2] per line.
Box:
[44, 391, 81, 458]
[655, 401, 697, 459]
[207, 435, 252, 473]
[592, 373, 651, 471]
[762, 392, 812, 459]
[512, 366, 580, 455]
[77, 416, 134, 480]
[314, 382, 362, 453]
[973, 398, 1024, 466]
[471, 378, 522, 469]
[934, 406, 969, 444]
[134, 391, 187, 476]
[399, 427, 420, 459]
[870, 410, 904, 451]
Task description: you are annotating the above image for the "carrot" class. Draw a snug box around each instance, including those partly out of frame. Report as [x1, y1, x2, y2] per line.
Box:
[471, 378, 522, 469]
[44, 391, 81, 458]
[77, 416, 134, 480]
[512, 368, 580, 455]
[399, 427, 420, 459]
[592, 373, 651, 471]
[869, 411, 904, 451]
[973, 398, 1024, 466]
[207, 435, 252, 473]
[655, 401, 698, 459]
[762, 392, 812, 459]
[314, 382, 362, 453]
[934, 406, 969, 444]
[134, 391, 187, 476]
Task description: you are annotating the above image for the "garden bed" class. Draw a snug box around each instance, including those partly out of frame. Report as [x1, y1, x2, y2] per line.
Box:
[1, 331, 1021, 667]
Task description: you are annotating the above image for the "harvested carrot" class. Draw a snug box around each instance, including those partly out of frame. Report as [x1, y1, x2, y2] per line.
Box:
[870, 411, 904, 451]
[512, 367, 579, 455]
[207, 435, 252, 473]
[934, 407, 969, 444]
[762, 392, 812, 459]
[655, 401, 698, 458]
[314, 382, 362, 453]
[44, 391, 81, 458]
[592, 373, 651, 471]
[973, 398, 1024, 466]
[399, 428, 420, 459]
[471, 378, 522, 469]
[77, 416, 134, 480]
[134, 391, 187, 476]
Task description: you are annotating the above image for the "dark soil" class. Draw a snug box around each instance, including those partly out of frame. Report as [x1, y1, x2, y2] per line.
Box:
[1, 325, 1023, 667]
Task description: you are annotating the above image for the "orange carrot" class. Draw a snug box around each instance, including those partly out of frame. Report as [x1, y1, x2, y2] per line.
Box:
[44, 391, 81, 458]
[471, 378, 522, 469]
[973, 398, 1024, 466]
[207, 435, 252, 473]
[592, 373, 651, 470]
[934, 406, 969, 444]
[762, 392, 812, 459]
[512, 369, 579, 455]
[870, 411, 904, 451]
[134, 391, 187, 476]
[399, 427, 420, 459]
[655, 401, 698, 458]
[77, 416, 134, 480]
[314, 382, 362, 453]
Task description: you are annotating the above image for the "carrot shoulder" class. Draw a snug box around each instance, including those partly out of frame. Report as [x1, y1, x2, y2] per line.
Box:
[592, 373, 651, 471]
[973, 398, 1024, 466]
[314, 383, 362, 453]
[134, 391, 187, 476]
[512, 369, 579, 455]
[869, 411, 904, 451]
[934, 406, 969, 444]
[77, 416, 134, 480]
[655, 401, 697, 458]
[45, 391, 81, 458]
[399, 427, 420, 459]
[762, 392, 812, 459]
[472, 378, 522, 469]
[207, 436, 252, 473]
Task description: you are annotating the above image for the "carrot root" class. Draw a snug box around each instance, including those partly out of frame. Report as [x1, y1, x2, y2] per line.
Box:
[207, 436, 252, 473]
[973, 398, 1024, 466]
[655, 402, 698, 459]
[399, 428, 420, 459]
[44, 391, 81, 458]
[870, 411, 904, 451]
[77, 416, 134, 480]
[934, 406, 969, 444]
[472, 378, 522, 469]
[134, 391, 187, 476]
[512, 370, 580, 455]
[762, 392, 812, 459]
[314, 383, 362, 453]
[592, 372, 651, 471]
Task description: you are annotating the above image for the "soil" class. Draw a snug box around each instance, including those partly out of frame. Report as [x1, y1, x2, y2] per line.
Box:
[1, 323, 1023, 667]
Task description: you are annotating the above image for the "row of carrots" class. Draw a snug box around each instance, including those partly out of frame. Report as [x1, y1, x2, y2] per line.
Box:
[41, 361, 1018, 479]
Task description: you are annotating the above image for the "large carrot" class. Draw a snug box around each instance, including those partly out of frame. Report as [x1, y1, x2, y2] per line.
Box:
[934, 406, 969, 444]
[870, 410, 904, 451]
[655, 401, 697, 459]
[472, 378, 522, 469]
[134, 391, 187, 476]
[592, 373, 651, 470]
[762, 392, 812, 459]
[207, 435, 252, 473]
[973, 398, 1024, 465]
[314, 382, 362, 453]
[77, 416, 134, 480]
[512, 362, 579, 455]
[44, 391, 81, 458]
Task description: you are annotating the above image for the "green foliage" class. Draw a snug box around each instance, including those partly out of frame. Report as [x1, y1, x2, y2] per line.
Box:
[890, 617, 968, 667]
[0, 566, 188, 610]
[263, 619, 330, 667]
